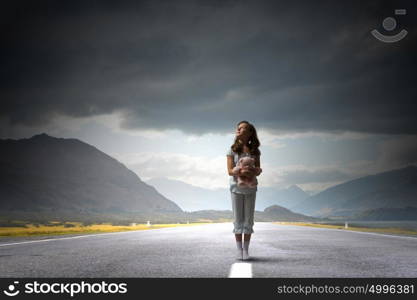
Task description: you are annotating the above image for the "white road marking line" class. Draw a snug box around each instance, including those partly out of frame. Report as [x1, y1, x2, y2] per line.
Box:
[276, 224, 417, 240]
[335, 229, 417, 240]
[0, 224, 218, 248]
[0, 230, 145, 247]
[228, 262, 252, 278]
[0, 224, 219, 248]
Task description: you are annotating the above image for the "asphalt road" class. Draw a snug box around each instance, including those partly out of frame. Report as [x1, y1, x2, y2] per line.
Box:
[1, 222, 417, 278]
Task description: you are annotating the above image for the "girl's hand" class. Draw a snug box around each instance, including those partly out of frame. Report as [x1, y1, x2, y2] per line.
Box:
[232, 166, 241, 176]
[241, 166, 255, 177]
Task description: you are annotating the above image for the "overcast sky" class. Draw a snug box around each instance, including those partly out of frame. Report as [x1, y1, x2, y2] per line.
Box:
[1, 0, 416, 194]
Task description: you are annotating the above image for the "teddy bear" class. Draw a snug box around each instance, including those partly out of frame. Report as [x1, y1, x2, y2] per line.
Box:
[232, 156, 262, 188]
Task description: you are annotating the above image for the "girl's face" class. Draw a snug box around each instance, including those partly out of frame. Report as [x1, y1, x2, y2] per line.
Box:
[236, 123, 251, 140]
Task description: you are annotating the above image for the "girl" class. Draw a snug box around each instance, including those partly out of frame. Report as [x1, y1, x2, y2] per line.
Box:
[226, 120, 262, 260]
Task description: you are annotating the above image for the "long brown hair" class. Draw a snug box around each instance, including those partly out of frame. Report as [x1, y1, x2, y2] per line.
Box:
[230, 120, 261, 156]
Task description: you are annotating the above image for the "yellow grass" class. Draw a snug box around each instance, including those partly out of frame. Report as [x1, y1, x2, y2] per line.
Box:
[0, 222, 212, 238]
[273, 222, 417, 236]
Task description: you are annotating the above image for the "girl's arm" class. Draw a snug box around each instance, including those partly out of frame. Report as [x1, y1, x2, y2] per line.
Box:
[232, 166, 241, 176]
[227, 155, 240, 176]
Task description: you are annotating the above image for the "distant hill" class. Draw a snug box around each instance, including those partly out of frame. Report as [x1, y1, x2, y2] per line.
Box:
[0, 133, 182, 218]
[186, 205, 320, 222]
[145, 177, 309, 211]
[145, 177, 228, 211]
[257, 184, 310, 210]
[352, 206, 417, 221]
[255, 205, 320, 222]
[291, 165, 417, 218]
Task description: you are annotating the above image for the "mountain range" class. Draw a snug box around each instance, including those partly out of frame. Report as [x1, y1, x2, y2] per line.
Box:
[145, 177, 309, 211]
[0, 133, 182, 217]
[291, 165, 417, 218]
[0, 133, 316, 223]
[1, 133, 415, 222]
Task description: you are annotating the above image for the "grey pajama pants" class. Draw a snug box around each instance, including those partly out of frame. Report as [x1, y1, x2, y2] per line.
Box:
[231, 191, 256, 234]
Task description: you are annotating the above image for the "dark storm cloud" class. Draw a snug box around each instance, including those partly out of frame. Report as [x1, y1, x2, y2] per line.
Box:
[1, 0, 416, 135]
